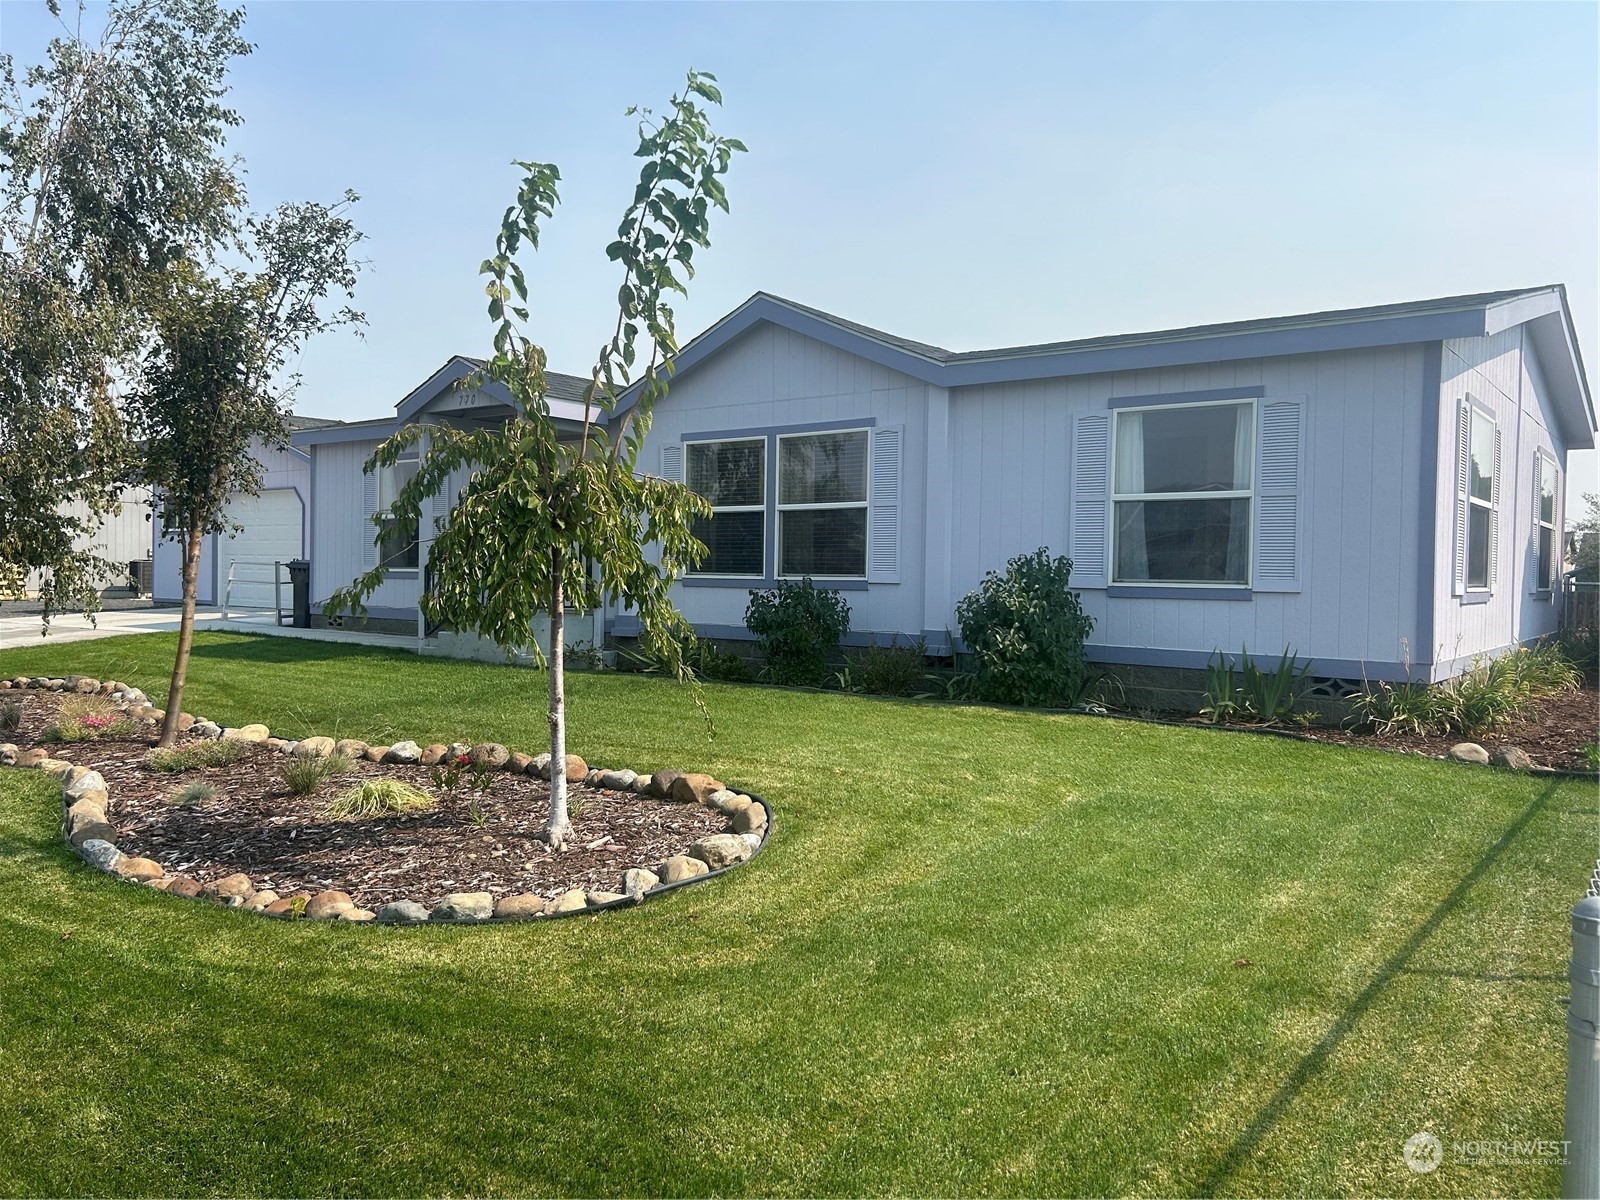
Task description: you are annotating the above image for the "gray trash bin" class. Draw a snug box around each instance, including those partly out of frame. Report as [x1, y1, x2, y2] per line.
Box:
[287, 560, 311, 628]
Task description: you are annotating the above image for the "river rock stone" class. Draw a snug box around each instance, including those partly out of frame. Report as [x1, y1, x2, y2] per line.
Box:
[0, 743, 17, 766]
[305, 890, 356, 920]
[44, 678, 64, 691]
[113, 856, 164, 882]
[202, 872, 255, 900]
[66, 800, 110, 834]
[376, 900, 431, 923]
[661, 854, 709, 884]
[245, 890, 280, 912]
[420, 744, 450, 767]
[1492, 746, 1534, 770]
[586, 769, 605, 786]
[532, 752, 551, 777]
[468, 743, 509, 769]
[262, 891, 309, 915]
[547, 888, 588, 914]
[340, 908, 376, 922]
[688, 833, 750, 870]
[78, 839, 122, 872]
[295, 736, 336, 759]
[588, 890, 626, 906]
[622, 868, 659, 901]
[70, 676, 98, 694]
[671, 773, 724, 805]
[1447, 742, 1490, 765]
[193, 720, 223, 740]
[599, 769, 638, 792]
[732, 803, 768, 835]
[334, 739, 369, 760]
[364, 745, 390, 762]
[165, 876, 204, 899]
[705, 789, 745, 815]
[430, 891, 493, 921]
[739, 832, 763, 856]
[63, 771, 108, 802]
[446, 742, 470, 760]
[646, 768, 684, 799]
[384, 740, 422, 765]
[69, 818, 118, 848]
[39, 759, 76, 781]
[63, 765, 96, 786]
[507, 751, 535, 775]
[16, 747, 49, 769]
[494, 893, 547, 919]
[222, 723, 271, 743]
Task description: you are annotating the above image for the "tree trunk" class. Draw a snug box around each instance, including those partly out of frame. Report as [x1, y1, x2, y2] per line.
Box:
[546, 547, 571, 850]
[157, 519, 205, 747]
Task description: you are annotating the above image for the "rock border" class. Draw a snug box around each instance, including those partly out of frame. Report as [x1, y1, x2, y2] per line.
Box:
[0, 674, 772, 925]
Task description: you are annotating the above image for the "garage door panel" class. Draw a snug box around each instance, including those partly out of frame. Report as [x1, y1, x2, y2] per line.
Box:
[221, 489, 303, 609]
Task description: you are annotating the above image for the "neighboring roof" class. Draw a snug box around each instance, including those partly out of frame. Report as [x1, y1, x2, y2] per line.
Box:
[618, 286, 1595, 446]
[286, 414, 344, 432]
[391, 356, 593, 426]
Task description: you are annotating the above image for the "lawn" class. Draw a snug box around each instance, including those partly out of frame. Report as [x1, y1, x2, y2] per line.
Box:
[0, 632, 1590, 1197]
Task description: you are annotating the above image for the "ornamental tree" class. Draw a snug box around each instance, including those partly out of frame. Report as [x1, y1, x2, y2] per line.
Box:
[328, 71, 743, 850]
[134, 196, 365, 747]
[0, 0, 251, 622]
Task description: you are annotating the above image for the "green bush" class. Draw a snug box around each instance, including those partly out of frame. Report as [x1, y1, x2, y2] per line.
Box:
[953, 548, 1094, 709]
[143, 740, 249, 773]
[1200, 646, 1312, 725]
[854, 638, 929, 697]
[1351, 640, 1584, 738]
[744, 578, 852, 687]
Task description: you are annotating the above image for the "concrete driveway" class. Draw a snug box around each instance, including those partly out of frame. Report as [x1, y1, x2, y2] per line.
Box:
[0, 603, 231, 651]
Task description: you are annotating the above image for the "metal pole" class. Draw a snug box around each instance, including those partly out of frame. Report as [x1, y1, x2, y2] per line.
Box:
[220, 561, 231, 621]
[274, 562, 283, 625]
[1567, 892, 1600, 1199]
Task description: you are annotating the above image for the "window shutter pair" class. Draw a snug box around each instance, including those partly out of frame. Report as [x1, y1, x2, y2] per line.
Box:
[1068, 399, 1303, 591]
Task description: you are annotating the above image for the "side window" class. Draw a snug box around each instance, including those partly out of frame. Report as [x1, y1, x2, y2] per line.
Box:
[686, 438, 765, 577]
[1535, 454, 1558, 591]
[1465, 409, 1495, 591]
[1111, 400, 1254, 585]
[777, 429, 869, 578]
[378, 456, 420, 570]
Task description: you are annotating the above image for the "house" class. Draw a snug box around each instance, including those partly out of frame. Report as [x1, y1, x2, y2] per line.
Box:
[22, 484, 153, 597]
[292, 285, 1594, 701]
[150, 417, 339, 610]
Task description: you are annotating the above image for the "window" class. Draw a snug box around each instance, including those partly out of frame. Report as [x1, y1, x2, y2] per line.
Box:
[1465, 409, 1495, 590]
[778, 429, 869, 578]
[1536, 454, 1558, 591]
[687, 438, 765, 576]
[378, 456, 419, 570]
[1112, 400, 1253, 584]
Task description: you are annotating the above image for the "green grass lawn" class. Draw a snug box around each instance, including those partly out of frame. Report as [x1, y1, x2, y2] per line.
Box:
[0, 632, 1591, 1197]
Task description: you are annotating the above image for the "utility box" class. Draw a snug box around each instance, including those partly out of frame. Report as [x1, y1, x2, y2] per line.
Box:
[286, 560, 311, 628]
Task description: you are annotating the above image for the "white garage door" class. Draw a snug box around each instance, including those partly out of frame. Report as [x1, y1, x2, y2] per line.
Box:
[220, 489, 303, 610]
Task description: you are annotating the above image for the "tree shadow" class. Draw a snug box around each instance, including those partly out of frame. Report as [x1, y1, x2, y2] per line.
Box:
[1196, 779, 1564, 1196]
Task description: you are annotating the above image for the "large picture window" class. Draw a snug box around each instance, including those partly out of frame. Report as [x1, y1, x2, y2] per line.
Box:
[687, 438, 765, 576]
[778, 429, 868, 578]
[1536, 454, 1558, 591]
[1466, 409, 1495, 590]
[1112, 400, 1253, 585]
[378, 455, 419, 570]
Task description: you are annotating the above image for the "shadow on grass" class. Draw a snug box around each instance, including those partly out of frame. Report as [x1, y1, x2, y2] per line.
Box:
[186, 635, 420, 668]
[1197, 779, 1563, 1196]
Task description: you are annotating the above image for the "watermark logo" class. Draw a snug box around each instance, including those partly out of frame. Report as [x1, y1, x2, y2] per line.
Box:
[1404, 1131, 1443, 1174]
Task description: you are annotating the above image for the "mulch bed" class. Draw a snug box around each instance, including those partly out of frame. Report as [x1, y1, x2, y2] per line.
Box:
[3, 690, 726, 910]
[1138, 684, 1598, 772]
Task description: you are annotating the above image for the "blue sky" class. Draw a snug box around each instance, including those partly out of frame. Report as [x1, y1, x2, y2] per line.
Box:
[3, 1, 1596, 497]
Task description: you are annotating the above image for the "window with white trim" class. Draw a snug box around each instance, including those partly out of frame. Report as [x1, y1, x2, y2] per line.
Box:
[1465, 409, 1495, 590]
[686, 437, 765, 577]
[378, 455, 419, 570]
[778, 429, 869, 578]
[1112, 400, 1254, 584]
[1536, 453, 1558, 591]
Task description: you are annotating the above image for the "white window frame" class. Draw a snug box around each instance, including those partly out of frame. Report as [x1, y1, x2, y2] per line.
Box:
[776, 426, 872, 581]
[1535, 450, 1558, 593]
[684, 435, 767, 579]
[378, 454, 420, 573]
[1465, 408, 1496, 593]
[1109, 397, 1256, 588]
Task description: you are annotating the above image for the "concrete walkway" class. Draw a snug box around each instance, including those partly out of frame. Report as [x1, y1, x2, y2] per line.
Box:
[0, 605, 232, 650]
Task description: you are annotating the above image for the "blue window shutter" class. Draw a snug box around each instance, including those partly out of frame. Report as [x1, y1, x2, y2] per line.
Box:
[1452, 400, 1470, 596]
[361, 469, 379, 569]
[1253, 399, 1304, 592]
[1489, 426, 1502, 592]
[868, 425, 902, 583]
[660, 443, 684, 483]
[1070, 413, 1109, 589]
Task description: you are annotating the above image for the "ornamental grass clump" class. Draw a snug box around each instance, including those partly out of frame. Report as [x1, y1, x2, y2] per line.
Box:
[143, 740, 249, 773]
[0, 699, 20, 732]
[282, 752, 356, 796]
[327, 779, 434, 820]
[40, 696, 137, 743]
[167, 780, 218, 807]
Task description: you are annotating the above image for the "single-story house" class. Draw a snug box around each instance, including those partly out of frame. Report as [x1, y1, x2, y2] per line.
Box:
[289, 285, 1594, 698]
[150, 417, 340, 610]
[22, 484, 153, 597]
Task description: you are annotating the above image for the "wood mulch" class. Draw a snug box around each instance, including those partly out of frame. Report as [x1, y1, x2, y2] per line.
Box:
[2, 689, 727, 910]
[1139, 684, 1598, 772]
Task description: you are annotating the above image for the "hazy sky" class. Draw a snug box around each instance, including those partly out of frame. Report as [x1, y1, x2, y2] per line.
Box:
[3, 1, 1596, 498]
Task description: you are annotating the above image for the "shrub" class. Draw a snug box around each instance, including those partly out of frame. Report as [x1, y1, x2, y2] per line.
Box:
[1558, 627, 1598, 685]
[167, 780, 218, 807]
[953, 548, 1094, 708]
[143, 740, 249, 773]
[854, 638, 928, 697]
[621, 630, 752, 682]
[744, 578, 852, 687]
[0, 699, 20, 732]
[1351, 680, 1450, 736]
[327, 779, 434, 820]
[282, 753, 353, 796]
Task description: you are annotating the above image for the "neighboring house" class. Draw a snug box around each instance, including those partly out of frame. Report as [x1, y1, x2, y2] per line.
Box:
[291, 286, 1593, 695]
[151, 417, 339, 610]
[22, 485, 154, 596]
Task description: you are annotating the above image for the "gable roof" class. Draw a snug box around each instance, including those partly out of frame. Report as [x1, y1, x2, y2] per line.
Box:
[620, 286, 1594, 445]
[394, 356, 593, 425]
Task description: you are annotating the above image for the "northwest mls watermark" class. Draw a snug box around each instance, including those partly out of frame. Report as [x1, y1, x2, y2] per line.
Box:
[1404, 1130, 1570, 1173]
